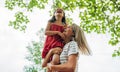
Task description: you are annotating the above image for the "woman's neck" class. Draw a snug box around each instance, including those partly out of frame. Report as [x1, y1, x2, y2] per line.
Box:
[64, 37, 71, 43]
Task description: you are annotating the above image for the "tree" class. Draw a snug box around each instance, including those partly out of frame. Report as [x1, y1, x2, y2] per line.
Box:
[24, 28, 46, 72]
[5, 0, 120, 55]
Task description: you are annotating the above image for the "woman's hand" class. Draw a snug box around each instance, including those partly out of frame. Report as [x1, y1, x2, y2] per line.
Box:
[50, 48, 62, 55]
[47, 63, 52, 70]
[47, 63, 58, 72]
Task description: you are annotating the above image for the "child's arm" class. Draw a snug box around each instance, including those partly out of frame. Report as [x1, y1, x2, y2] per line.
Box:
[45, 22, 66, 40]
[45, 22, 60, 36]
[42, 48, 62, 68]
[57, 32, 65, 40]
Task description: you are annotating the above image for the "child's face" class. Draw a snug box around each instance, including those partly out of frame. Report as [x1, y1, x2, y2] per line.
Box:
[54, 8, 64, 18]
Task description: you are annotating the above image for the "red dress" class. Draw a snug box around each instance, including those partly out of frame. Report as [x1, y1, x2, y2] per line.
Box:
[42, 24, 65, 58]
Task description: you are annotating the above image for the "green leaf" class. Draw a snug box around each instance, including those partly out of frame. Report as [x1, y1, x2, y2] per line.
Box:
[8, 11, 29, 32]
[112, 53, 116, 57]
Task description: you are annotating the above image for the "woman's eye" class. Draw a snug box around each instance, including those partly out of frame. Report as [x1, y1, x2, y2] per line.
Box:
[67, 26, 70, 28]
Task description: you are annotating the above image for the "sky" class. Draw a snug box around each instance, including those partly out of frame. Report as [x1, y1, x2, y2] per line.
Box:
[0, 1, 120, 72]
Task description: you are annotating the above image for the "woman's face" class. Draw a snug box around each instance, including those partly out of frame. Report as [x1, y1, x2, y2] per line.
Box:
[54, 8, 64, 18]
[63, 25, 74, 37]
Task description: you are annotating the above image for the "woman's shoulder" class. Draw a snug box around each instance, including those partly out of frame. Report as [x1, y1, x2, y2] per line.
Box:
[69, 41, 77, 45]
[68, 41, 79, 56]
[68, 41, 79, 49]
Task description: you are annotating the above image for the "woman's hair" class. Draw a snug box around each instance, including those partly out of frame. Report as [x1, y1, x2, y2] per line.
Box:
[71, 24, 91, 55]
[48, 9, 66, 25]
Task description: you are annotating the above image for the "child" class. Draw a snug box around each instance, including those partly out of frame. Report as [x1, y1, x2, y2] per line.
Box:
[42, 8, 67, 69]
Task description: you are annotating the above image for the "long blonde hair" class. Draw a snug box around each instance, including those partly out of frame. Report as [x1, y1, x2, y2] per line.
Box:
[71, 24, 91, 55]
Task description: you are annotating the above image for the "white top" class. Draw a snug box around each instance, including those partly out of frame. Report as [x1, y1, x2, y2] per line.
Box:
[60, 41, 79, 72]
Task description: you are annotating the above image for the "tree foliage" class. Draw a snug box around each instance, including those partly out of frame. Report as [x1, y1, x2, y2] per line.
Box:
[112, 47, 120, 57]
[8, 11, 29, 32]
[5, 0, 48, 32]
[24, 28, 46, 72]
[5, 0, 120, 56]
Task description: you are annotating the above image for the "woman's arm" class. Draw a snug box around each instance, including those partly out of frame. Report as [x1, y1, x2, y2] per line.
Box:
[48, 54, 78, 72]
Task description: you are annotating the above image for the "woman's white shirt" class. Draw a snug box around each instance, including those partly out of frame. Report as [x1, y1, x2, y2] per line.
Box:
[60, 41, 79, 72]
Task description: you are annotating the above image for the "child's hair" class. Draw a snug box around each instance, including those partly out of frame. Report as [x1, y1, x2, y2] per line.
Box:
[48, 9, 66, 25]
[71, 23, 91, 55]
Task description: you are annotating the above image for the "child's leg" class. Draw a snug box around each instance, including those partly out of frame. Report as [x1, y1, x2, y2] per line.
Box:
[51, 54, 60, 65]
[51, 47, 62, 65]
[42, 47, 61, 67]
[50, 54, 60, 72]
[42, 59, 50, 68]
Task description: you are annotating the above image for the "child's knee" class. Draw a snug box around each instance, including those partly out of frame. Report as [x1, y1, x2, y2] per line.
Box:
[52, 54, 60, 65]
[52, 59, 59, 65]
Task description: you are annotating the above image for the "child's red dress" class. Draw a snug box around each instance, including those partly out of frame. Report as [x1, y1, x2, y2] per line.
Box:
[42, 23, 65, 58]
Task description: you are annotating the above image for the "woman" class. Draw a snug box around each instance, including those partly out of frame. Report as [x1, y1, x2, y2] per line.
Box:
[45, 24, 91, 72]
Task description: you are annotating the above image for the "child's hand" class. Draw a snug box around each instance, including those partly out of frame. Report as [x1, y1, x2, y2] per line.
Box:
[57, 32, 65, 40]
[50, 48, 62, 55]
